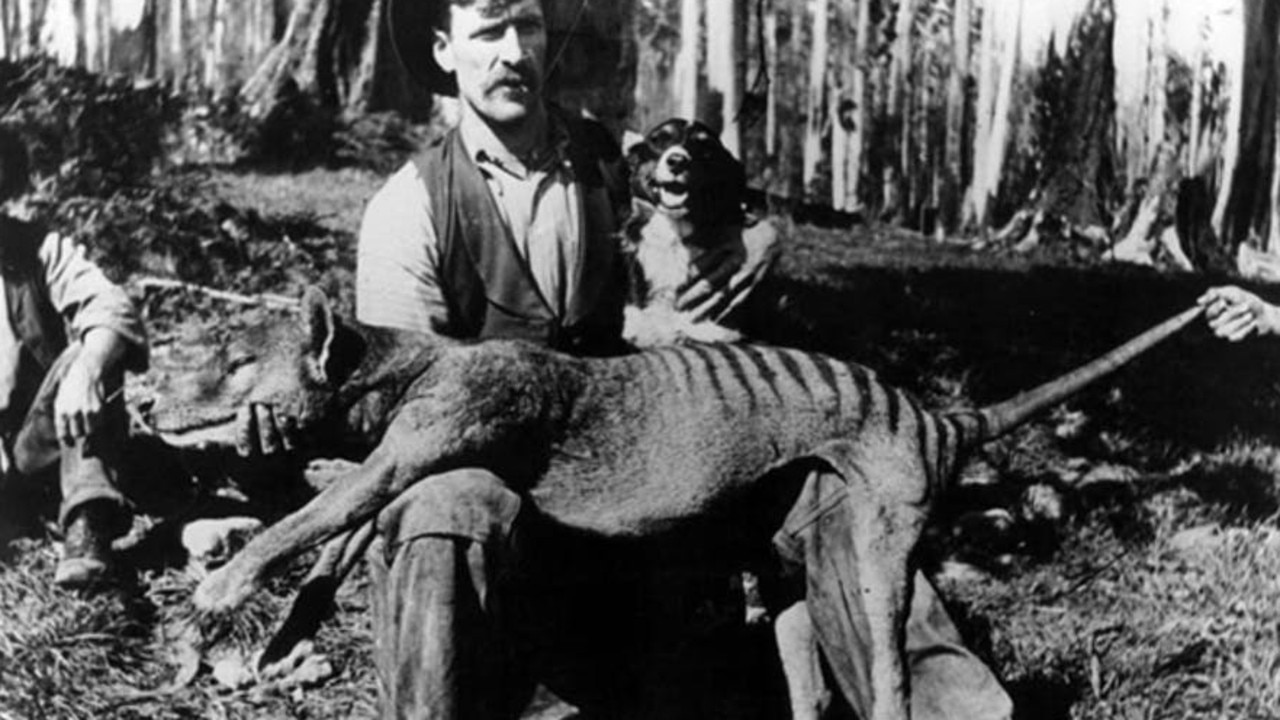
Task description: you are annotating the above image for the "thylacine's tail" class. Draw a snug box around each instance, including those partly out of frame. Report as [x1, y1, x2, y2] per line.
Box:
[938, 304, 1204, 470]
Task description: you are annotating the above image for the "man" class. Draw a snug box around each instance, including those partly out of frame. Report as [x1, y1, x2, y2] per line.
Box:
[0, 128, 148, 590]
[243, 0, 1009, 717]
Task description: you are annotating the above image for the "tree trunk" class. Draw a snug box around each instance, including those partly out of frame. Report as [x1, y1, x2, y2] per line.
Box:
[1113, 0, 1166, 200]
[675, 0, 700, 121]
[890, 0, 917, 215]
[1187, 17, 1204, 174]
[803, 0, 829, 198]
[941, 0, 971, 234]
[1035, 0, 1115, 231]
[963, 0, 1021, 230]
[241, 0, 318, 117]
[830, 0, 863, 212]
[764, 6, 778, 156]
[346, 0, 385, 116]
[204, 0, 227, 93]
[1213, 0, 1280, 252]
[706, 0, 739, 155]
[850, 0, 870, 212]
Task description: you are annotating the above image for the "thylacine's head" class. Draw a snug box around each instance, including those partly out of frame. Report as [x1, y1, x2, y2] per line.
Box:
[626, 118, 746, 237]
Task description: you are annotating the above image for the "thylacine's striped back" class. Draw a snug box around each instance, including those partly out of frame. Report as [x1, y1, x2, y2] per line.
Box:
[612, 304, 1202, 504]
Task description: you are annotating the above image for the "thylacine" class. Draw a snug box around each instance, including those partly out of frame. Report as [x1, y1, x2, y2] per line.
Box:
[148, 287, 1202, 720]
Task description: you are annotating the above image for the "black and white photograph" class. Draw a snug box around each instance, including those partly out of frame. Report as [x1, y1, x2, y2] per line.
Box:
[0, 0, 1276, 718]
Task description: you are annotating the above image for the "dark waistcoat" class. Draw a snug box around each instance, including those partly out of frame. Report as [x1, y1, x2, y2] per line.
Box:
[412, 115, 626, 356]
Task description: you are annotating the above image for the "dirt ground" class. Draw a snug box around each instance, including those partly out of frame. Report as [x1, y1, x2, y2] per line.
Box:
[3, 165, 1280, 719]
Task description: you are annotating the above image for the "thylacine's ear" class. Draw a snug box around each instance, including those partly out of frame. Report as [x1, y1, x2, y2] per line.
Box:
[300, 286, 337, 384]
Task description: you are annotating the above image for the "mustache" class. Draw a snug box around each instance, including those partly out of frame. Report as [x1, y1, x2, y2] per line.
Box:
[489, 64, 540, 89]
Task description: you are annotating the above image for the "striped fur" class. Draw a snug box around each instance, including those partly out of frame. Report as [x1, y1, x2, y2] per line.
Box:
[153, 289, 1202, 720]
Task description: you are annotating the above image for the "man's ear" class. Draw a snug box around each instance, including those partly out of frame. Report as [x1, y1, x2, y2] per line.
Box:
[300, 286, 337, 384]
[433, 29, 456, 75]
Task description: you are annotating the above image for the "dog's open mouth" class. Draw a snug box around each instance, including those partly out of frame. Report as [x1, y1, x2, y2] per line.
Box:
[651, 179, 689, 211]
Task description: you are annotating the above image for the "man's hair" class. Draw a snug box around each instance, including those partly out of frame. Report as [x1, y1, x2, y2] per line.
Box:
[431, 0, 533, 32]
[0, 128, 30, 201]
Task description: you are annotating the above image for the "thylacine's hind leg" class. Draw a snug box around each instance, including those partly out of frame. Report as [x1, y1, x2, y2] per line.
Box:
[776, 442, 924, 720]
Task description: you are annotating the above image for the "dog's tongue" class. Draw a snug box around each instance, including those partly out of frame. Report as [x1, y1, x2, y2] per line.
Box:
[653, 181, 688, 209]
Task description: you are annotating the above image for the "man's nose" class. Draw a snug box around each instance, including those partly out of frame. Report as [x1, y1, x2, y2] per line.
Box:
[497, 25, 527, 64]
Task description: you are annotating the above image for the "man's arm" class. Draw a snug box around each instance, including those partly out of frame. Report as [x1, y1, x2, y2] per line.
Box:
[676, 216, 780, 322]
[40, 230, 147, 444]
[1198, 286, 1280, 342]
[356, 163, 449, 334]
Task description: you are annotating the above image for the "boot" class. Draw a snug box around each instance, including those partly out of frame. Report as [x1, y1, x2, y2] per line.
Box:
[55, 501, 119, 589]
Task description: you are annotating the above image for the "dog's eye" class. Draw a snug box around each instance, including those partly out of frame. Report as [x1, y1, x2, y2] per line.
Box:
[648, 125, 681, 147]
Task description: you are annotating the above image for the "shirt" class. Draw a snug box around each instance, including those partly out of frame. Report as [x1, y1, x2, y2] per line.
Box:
[356, 112, 583, 335]
[0, 228, 147, 414]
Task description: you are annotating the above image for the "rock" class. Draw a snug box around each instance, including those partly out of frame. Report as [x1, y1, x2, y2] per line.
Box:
[957, 457, 1001, 487]
[1076, 463, 1140, 487]
[1019, 483, 1065, 524]
[1167, 524, 1220, 556]
[182, 516, 264, 573]
[212, 655, 255, 690]
[935, 559, 991, 585]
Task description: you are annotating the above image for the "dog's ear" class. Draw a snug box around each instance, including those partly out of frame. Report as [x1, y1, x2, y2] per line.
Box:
[628, 153, 657, 204]
[688, 148, 747, 228]
[621, 197, 657, 246]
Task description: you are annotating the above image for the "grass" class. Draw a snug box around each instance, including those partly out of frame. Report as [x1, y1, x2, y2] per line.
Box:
[4, 164, 1280, 718]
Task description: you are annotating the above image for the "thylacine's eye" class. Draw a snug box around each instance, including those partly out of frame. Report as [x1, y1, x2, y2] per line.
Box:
[225, 354, 257, 373]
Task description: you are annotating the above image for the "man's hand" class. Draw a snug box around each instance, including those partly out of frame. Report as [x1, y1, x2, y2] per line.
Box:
[54, 356, 106, 446]
[676, 219, 780, 323]
[53, 328, 127, 446]
[1198, 285, 1280, 342]
[234, 403, 300, 457]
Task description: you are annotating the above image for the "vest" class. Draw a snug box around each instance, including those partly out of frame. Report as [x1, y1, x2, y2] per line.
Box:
[0, 217, 66, 426]
[412, 114, 627, 356]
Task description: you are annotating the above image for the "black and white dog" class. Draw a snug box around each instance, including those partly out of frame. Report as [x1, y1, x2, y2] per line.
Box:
[621, 118, 752, 347]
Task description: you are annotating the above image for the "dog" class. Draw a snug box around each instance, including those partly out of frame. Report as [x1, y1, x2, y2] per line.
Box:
[621, 118, 758, 347]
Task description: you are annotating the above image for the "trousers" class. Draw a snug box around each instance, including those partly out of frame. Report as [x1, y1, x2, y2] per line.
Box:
[3, 344, 129, 535]
[368, 466, 1012, 719]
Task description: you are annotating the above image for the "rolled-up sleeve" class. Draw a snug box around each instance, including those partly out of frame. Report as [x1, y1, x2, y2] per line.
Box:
[356, 162, 449, 335]
[39, 230, 147, 370]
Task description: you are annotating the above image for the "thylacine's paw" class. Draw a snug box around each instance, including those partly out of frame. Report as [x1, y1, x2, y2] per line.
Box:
[303, 457, 361, 491]
[192, 560, 259, 615]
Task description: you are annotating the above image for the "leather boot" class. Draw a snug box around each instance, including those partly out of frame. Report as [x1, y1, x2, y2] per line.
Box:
[55, 501, 118, 589]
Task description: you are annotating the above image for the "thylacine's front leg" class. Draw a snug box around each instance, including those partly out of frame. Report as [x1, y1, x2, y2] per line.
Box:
[192, 408, 461, 614]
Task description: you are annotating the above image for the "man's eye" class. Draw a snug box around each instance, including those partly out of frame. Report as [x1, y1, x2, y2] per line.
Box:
[226, 355, 256, 373]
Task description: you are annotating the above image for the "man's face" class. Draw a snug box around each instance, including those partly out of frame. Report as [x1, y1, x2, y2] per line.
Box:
[433, 0, 548, 126]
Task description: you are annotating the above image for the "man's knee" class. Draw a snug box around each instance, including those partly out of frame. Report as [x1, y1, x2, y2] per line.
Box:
[376, 468, 522, 550]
